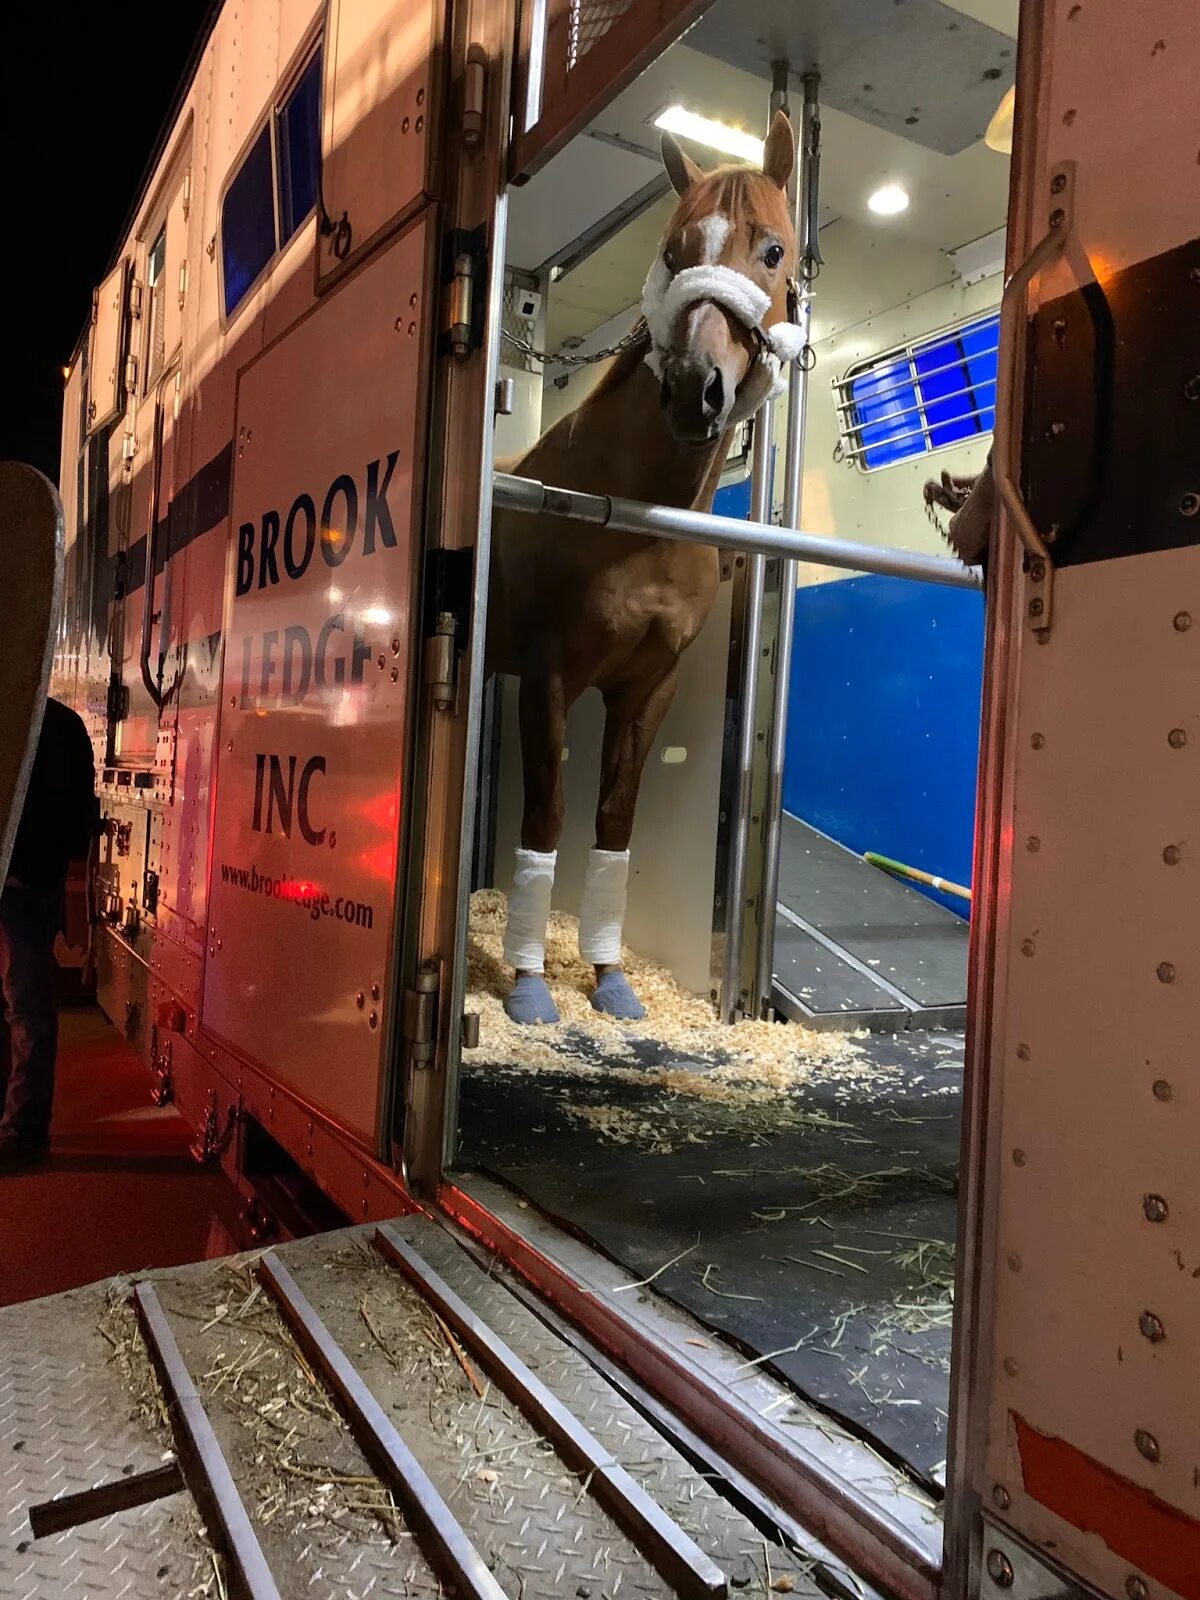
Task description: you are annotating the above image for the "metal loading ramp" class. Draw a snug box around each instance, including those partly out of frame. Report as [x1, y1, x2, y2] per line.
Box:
[1, 1214, 862, 1599]
[772, 818, 969, 1032]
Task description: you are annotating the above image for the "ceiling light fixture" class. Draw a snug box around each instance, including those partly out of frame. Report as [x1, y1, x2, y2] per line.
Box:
[985, 85, 1014, 155]
[652, 105, 764, 166]
[868, 183, 910, 217]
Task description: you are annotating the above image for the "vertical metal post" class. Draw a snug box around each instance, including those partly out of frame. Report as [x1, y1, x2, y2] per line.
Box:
[719, 411, 772, 1021]
[753, 69, 821, 1016]
[718, 66, 794, 1022]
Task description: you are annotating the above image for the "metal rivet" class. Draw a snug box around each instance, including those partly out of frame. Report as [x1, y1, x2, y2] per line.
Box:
[391, 638, 401, 655]
[377, 653, 386, 669]
[1031, 732, 1045, 749]
[368, 1011, 379, 1030]
[355, 991, 365, 1009]
[1126, 1578, 1149, 1600]
[1168, 728, 1187, 749]
[1152, 1079, 1172, 1102]
[1046, 420, 1066, 438]
[1016, 1043, 1031, 1061]
[1012, 1149, 1027, 1167]
[1049, 208, 1066, 228]
[1163, 844, 1182, 865]
[1184, 377, 1200, 402]
[1181, 493, 1200, 517]
[1007, 1252, 1022, 1272]
[1139, 1311, 1165, 1343]
[410, 292, 419, 308]
[1021, 939, 1036, 957]
[391, 666, 399, 682]
[1028, 597, 1044, 618]
[1030, 560, 1047, 582]
[1051, 171, 1067, 194]
[1143, 1194, 1169, 1223]
[1174, 611, 1192, 631]
[1156, 962, 1176, 983]
[1003, 1357, 1019, 1377]
[987, 1550, 1015, 1588]
[992, 1484, 1012, 1510]
[1026, 836, 1041, 852]
[371, 984, 381, 1001]
[1134, 1429, 1161, 1463]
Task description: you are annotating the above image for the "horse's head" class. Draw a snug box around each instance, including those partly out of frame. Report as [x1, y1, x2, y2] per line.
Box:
[653, 112, 796, 445]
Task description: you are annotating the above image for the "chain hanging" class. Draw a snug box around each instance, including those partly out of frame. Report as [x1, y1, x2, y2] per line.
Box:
[500, 324, 646, 370]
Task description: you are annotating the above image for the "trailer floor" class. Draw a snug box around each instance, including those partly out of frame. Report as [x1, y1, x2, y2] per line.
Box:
[0, 1007, 240, 1307]
[1, 1215, 849, 1599]
[457, 1028, 962, 1487]
[772, 816, 969, 1031]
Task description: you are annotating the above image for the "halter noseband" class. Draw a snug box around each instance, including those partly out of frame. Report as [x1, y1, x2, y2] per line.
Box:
[640, 260, 811, 403]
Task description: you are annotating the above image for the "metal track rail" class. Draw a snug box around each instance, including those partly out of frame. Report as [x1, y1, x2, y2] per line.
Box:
[373, 1222, 728, 1600]
[254, 1250, 507, 1600]
[132, 1282, 282, 1600]
[493, 471, 981, 590]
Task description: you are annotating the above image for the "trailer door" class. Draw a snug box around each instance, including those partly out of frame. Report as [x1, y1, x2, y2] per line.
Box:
[202, 215, 432, 1149]
[951, 4, 1200, 1598]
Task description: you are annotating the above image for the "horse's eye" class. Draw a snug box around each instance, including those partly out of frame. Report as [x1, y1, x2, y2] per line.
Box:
[763, 243, 785, 269]
[663, 250, 676, 273]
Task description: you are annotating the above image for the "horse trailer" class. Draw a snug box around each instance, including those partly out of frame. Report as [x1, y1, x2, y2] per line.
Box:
[6, 0, 1198, 1596]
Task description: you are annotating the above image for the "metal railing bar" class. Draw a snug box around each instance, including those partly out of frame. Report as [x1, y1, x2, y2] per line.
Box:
[492, 472, 982, 589]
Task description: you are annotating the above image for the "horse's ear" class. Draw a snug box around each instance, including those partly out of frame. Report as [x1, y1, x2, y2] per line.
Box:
[762, 110, 794, 190]
[661, 132, 704, 197]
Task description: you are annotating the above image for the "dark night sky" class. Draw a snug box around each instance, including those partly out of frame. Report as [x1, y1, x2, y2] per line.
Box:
[1, 4, 213, 483]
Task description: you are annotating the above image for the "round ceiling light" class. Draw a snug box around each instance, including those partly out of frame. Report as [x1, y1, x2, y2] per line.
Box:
[868, 184, 910, 217]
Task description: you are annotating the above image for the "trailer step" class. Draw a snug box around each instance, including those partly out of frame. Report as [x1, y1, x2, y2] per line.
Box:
[1, 1214, 862, 1598]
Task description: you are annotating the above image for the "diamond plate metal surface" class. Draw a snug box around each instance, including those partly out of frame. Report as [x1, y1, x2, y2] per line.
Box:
[373, 1217, 827, 1597]
[0, 1287, 210, 1600]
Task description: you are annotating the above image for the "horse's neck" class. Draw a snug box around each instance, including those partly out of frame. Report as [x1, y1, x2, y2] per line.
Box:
[551, 360, 729, 512]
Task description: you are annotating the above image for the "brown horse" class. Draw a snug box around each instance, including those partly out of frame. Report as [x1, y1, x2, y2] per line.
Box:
[487, 113, 797, 1023]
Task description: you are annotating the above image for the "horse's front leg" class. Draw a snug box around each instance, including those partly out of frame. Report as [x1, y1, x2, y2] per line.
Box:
[502, 669, 568, 1025]
[584, 666, 681, 1020]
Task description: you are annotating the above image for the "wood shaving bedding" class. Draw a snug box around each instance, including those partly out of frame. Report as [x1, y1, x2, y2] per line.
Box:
[465, 889, 866, 1108]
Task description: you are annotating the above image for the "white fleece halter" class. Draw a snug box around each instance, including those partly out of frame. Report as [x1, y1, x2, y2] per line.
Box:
[641, 258, 809, 404]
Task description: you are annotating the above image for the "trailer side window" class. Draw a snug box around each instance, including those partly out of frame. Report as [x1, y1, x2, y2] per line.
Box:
[836, 310, 1000, 471]
[222, 126, 276, 317]
[277, 50, 322, 246]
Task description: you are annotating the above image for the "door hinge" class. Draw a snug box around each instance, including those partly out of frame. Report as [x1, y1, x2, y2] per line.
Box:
[182, 168, 192, 221]
[125, 353, 139, 395]
[402, 964, 440, 1068]
[426, 611, 458, 710]
[462, 46, 487, 149]
[130, 281, 144, 320]
[439, 225, 488, 358]
[107, 678, 129, 724]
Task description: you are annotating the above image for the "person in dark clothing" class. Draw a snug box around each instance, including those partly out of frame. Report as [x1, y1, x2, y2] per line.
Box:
[0, 697, 97, 1172]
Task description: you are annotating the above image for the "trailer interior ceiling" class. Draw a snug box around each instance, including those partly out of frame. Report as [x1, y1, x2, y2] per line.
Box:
[453, 0, 1014, 1493]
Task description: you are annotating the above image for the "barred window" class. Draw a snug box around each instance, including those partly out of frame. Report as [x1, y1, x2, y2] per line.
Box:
[834, 310, 1000, 471]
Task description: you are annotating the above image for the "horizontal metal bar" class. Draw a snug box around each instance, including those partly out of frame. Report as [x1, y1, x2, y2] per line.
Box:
[133, 1284, 281, 1600]
[255, 1251, 505, 1600]
[834, 346, 999, 410]
[28, 1460, 184, 1539]
[373, 1224, 727, 1600]
[493, 472, 981, 588]
[838, 383, 997, 434]
[842, 411, 989, 460]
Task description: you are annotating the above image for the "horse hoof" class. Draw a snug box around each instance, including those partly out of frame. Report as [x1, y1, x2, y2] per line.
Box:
[505, 974, 560, 1025]
[591, 969, 646, 1021]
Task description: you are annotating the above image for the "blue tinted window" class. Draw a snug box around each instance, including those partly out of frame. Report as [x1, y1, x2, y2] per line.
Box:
[848, 311, 1000, 469]
[277, 51, 322, 245]
[222, 126, 276, 317]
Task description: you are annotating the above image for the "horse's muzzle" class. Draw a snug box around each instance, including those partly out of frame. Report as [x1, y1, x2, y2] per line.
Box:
[659, 355, 732, 445]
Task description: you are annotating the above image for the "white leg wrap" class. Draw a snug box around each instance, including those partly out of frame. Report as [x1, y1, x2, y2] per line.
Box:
[578, 848, 630, 966]
[503, 849, 557, 972]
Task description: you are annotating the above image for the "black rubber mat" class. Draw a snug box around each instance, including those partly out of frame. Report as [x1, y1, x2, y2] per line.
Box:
[457, 1028, 962, 1486]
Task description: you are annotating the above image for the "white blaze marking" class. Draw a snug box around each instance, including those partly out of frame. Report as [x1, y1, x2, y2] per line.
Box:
[696, 214, 731, 264]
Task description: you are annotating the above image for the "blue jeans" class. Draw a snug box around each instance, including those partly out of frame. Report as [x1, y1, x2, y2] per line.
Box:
[0, 883, 62, 1152]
